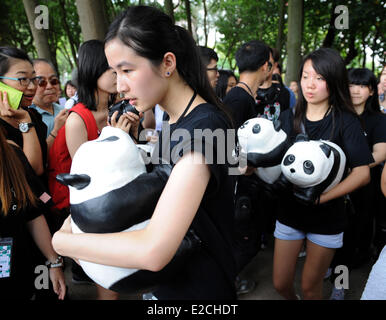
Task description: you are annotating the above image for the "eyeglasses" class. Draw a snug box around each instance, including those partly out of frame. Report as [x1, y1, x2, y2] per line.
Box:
[207, 66, 218, 72]
[36, 77, 60, 87]
[0, 76, 41, 87]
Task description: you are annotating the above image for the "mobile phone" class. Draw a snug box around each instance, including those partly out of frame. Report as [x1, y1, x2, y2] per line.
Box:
[0, 81, 23, 110]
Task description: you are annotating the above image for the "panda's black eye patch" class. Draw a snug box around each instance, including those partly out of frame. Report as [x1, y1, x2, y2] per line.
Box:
[97, 136, 119, 142]
[303, 160, 314, 175]
[283, 154, 295, 166]
[252, 124, 261, 134]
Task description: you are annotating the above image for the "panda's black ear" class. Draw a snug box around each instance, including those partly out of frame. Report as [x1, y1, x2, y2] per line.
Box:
[56, 173, 91, 190]
[295, 133, 309, 142]
[319, 144, 331, 158]
[273, 119, 281, 132]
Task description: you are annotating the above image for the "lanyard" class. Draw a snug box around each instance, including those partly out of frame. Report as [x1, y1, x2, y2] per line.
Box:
[175, 91, 197, 126]
[238, 82, 254, 97]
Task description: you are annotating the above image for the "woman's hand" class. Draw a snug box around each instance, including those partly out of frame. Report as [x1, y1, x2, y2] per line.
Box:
[52, 216, 72, 255]
[109, 110, 143, 138]
[49, 267, 66, 300]
[52, 216, 81, 266]
[52, 109, 69, 136]
[0, 91, 31, 122]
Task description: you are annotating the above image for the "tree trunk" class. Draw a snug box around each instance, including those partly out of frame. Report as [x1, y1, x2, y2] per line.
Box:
[322, 0, 337, 48]
[203, 0, 208, 46]
[285, 0, 303, 85]
[58, 0, 78, 67]
[362, 36, 367, 68]
[164, 0, 175, 24]
[275, 0, 286, 61]
[184, 0, 193, 35]
[344, 33, 358, 65]
[75, 0, 108, 41]
[22, 0, 52, 60]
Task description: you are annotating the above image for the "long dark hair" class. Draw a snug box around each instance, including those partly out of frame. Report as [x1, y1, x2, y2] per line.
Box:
[0, 127, 37, 215]
[105, 5, 233, 126]
[215, 70, 237, 100]
[77, 40, 115, 111]
[0, 46, 32, 76]
[348, 68, 381, 114]
[294, 48, 356, 134]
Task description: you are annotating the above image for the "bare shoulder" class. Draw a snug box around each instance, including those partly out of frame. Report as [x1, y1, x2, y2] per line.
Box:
[65, 111, 87, 131]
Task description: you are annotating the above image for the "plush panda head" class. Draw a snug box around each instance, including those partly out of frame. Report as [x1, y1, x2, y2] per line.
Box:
[281, 134, 346, 200]
[67, 126, 146, 204]
[237, 117, 288, 168]
[236, 117, 288, 183]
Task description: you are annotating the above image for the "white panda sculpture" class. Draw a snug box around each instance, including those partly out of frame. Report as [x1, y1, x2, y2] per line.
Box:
[56, 126, 200, 293]
[280, 134, 346, 204]
[237, 117, 289, 184]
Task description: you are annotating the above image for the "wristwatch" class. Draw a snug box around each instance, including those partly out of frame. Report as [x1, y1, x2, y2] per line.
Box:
[45, 256, 64, 269]
[18, 122, 35, 133]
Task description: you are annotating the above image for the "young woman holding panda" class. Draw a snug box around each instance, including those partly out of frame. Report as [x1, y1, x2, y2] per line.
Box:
[272, 48, 373, 300]
[52, 5, 237, 299]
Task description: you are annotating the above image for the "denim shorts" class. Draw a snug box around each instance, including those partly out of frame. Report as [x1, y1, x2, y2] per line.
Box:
[274, 220, 343, 249]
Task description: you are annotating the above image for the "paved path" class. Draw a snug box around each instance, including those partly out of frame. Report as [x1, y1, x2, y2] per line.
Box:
[64, 234, 374, 300]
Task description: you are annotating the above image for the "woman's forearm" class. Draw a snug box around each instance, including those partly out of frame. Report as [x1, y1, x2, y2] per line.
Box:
[320, 165, 370, 203]
[27, 215, 60, 263]
[369, 143, 386, 168]
[22, 128, 44, 175]
[52, 227, 157, 270]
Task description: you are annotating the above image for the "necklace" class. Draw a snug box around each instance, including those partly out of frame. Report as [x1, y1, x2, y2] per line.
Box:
[238, 81, 254, 97]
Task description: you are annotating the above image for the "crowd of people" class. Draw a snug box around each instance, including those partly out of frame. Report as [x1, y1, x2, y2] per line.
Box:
[0, 5, 385, 300]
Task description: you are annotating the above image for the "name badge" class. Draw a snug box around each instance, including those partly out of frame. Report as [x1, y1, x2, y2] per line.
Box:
[0, 237, 13, 278]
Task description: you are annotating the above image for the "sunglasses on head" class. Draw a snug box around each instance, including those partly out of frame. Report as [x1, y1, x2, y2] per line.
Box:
[37, 77, 60, 87]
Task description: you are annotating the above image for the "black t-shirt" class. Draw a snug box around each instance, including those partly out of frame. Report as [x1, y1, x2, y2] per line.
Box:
[360, 110, 386, 148]
[223, 86, 256, 130]
[351, 110, 386, 209]
[0, 108, 48, 186]
[256, 83, 290, 121]
[277, 108, 374, 235]
[153, 103, 237, 299]
[0, 146, 47, 299]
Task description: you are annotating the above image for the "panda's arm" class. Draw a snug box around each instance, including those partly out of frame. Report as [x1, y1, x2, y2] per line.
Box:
[52, 152, 211, 272]
[319, 165, 370, 204]
[65, 112, 88, 159]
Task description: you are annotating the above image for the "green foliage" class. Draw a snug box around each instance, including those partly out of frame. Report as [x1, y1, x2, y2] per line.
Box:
[0, 0, 35, 54]
[1, 0, 384, 81]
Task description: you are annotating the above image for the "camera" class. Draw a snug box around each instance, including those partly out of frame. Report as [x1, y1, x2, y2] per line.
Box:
[108, 100, 139, 124]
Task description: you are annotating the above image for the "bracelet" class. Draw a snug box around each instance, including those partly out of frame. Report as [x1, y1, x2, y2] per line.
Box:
[46, 256, 64, 268]
[50, 132, 57, 139]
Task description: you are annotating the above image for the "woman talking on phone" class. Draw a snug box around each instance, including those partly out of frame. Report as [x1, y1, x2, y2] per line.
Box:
[53, 5, 237, 299]
[0, 47, 45, 176]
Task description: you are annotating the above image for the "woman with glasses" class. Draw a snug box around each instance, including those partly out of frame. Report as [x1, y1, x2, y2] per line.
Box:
[0, 46, 44, 176]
